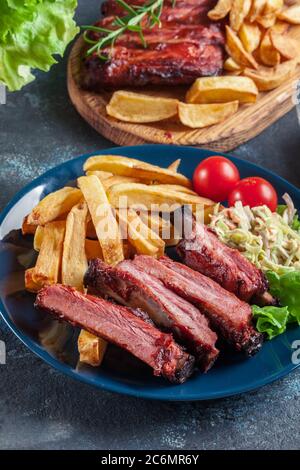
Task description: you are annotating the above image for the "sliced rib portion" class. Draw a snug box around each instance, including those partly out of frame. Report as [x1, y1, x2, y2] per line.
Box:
[35, 284, 194, 383]
[132, 255, 263, 356]
[177, 217, 268, 302]
[85, 259, 219, 371]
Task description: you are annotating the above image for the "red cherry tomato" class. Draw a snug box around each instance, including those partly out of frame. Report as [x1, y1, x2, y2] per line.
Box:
[228, 177, 278, 211]
[193, 156, 240, 202]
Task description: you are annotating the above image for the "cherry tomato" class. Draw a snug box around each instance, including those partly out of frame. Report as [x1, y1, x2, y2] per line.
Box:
[228, 177, 278, 211]
[193, 156, 240, 202]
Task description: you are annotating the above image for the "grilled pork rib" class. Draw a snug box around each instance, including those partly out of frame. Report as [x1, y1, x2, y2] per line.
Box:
[132, 255, 263, 356]
[82, 0, 225, 90]
[85, 258, 219, 371]
[177, 217, 268, 302]
[35, 284, 195, 383]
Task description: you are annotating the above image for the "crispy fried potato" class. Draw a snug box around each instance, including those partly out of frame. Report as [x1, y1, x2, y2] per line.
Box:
[249, 0, 267, 22]
[138, 211, 181, 247]
[264, 0, 284, 14]
[33, 225, 44, 251]
[270, 29, 300, 58]
[22, 215, 37, 235]
[107, 182, 213, 213]
[152, 184, 198, 195]
[168, 159, 181, 172]
[226, 26, 259, 68]
[32, 221, 65, 286]
[106, 90, 179, 123]
[208, 0, 233, 20]
[230, 0, 252, 31]
[186, 76, 258, 104]
[224, 57, 243, 72]
[239, 22, 262, 52]
[277, 4, 300, 23]
[25, 267, 41, 293]
[101, 175, 142, 191]
[85, 170, 113, 180]
[178, 101, 239, 129]
[62, 201, 88, 291]
[256, 13, 277, 28]
[243, 59, 297, 90]
[118, 209, 164, 257]
[77, 175, 124, 266]
[78, 330, 108, 367]
[259, 30, 281, 65]
[83, 155, 192, 188]
[27, 187, 82, 226]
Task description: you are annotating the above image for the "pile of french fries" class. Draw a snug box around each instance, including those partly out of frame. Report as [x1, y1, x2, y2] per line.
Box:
[23, 156, 214, 367]
[106, 0, 300, 129]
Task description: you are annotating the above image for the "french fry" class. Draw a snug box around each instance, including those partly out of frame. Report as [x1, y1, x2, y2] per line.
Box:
[224, 57, 243, 72]
[83, 155, 192, 188]
[239, 22, 262, 52]
[22, 215, 37, 235]
[208, 0, 233, 20]
[78, 330, 108, 367]
[61, 201, 88, 291]
[186, 76, 258, 104]
[25, 267, 41, 293]
[85, 170, 113, 180]
[256, 13, 277, 28]
[230, 0, 252, 31]
[167, 159, 181, 172]
[243, 59, 297, 90]
[33, 225, 44, 251]
[138, 212, 181, 247]
[259, 30, 281, 65]
[249, 0, 267, 22]
[78, 175, 124, 266]
[101, 175, 142, 191]
[226, 26, 259, 69]
[107, 182, 213, 213]
[264, 0, 284, 15]
[152, 184, 198, 195]
[270, 29, 300, 59]
[106, 90, 179, 123]
[27, 187, 82, 226]
[32, 221, 65, 286]
[277, 4, 300, 23]
[178, 101, 239, 128]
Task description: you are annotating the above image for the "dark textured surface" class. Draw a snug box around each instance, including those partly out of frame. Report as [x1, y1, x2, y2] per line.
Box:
[0, 0, 300, 450]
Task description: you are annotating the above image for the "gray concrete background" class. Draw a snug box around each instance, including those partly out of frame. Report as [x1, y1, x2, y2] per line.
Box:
[0, 0, 300, 450]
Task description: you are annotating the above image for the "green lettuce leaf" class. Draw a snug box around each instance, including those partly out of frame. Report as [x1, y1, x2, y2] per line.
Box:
[267, 271, 300, 324]
[0, 0, 79, 91]
[252, 305, 289, 340]
[276, 204, 300, 231]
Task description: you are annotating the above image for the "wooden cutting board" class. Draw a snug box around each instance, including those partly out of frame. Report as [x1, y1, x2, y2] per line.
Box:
[67, 35, 300, 152]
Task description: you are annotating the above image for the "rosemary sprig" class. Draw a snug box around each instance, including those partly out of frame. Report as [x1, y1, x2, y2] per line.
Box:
[82, 0, 169, 59]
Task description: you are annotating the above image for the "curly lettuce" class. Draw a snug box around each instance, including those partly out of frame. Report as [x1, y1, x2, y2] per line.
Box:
[0, 0, 79, 91]
[252, 305, 289, 340]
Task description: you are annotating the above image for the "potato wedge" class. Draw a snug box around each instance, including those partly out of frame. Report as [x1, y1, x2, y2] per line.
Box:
[25, 267, 41, 293]
[33, 225, 44, 251]
[77, 175, 124, 266]
[256, 13, 277, 28]
[224, 57, 243, 72]
[239, 22, 262, 52]
[22, 215, 37, 235]
[32, 221, 65, 286]
[167, 159, 181, 172]
[186, 76, 258, 104]
[230, 0, 252, 31]
[83, 155, 192, 188]
[226, 26, 259, 68]
[62, 201, 88, 291]
[178, 101, 239, 129]
[107, 182, 213, 213]
[277, 5, 300, 24]
[85, 170, 113, 180]
[243, 59, 297, 90]
[78, 330, 107, 367]
[27, 187, 82, 226]
[270, 30, 300, 59]
[208, 0, 233, 20]
[264, 0, 284, 14]
[259, 30, 281, 65]
[106, 90, 179, 123]
[249, 0, 267, 22]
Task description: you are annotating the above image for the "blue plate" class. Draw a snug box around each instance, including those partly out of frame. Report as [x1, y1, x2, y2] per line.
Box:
[1, 144, 300, 401]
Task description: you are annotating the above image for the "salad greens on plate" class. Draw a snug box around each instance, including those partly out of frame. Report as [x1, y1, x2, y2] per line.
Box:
[0, 0, 79, 91]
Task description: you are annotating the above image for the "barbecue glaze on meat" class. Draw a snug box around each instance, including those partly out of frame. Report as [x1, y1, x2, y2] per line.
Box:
[177, 216, 268, 302]
[35, 284, 195, 383]
[85, 258, 219, 372]
[132, 255, 263, 356]
[82, 0, 225, 90]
